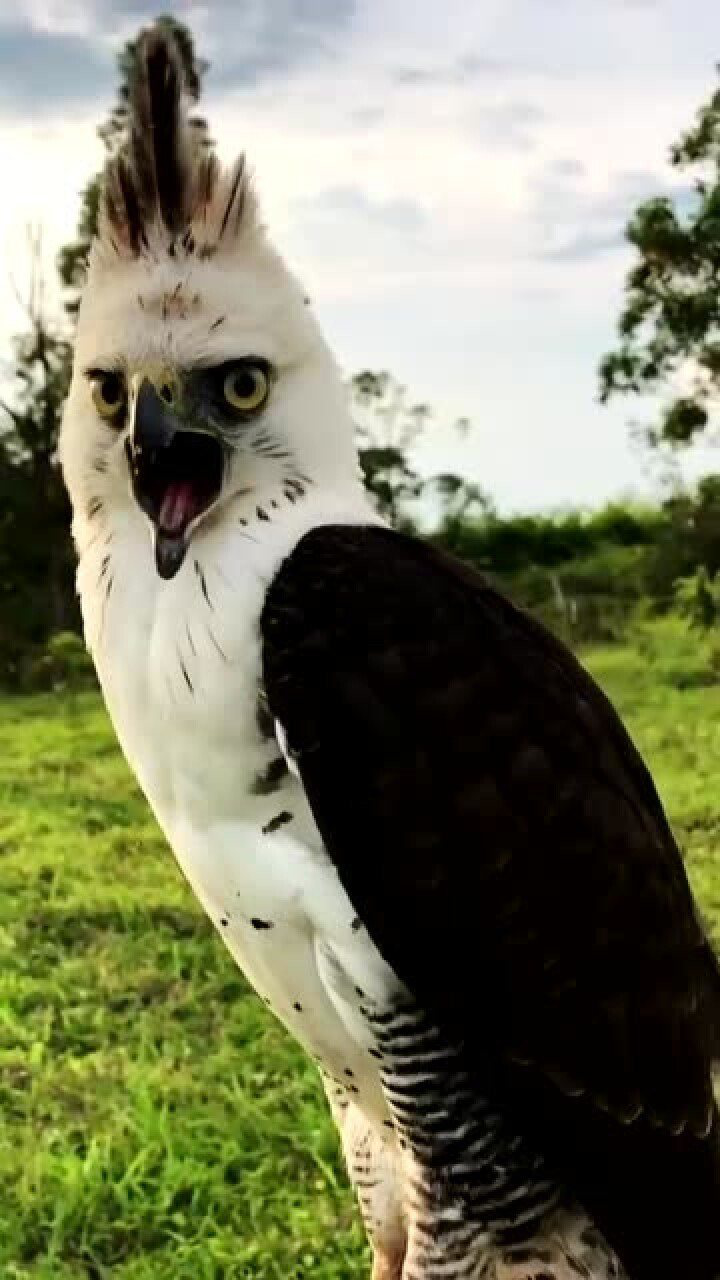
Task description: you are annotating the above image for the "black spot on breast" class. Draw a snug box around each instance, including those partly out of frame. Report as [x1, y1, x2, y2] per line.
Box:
[293, 1001, 303, 1012]
[251, 756, 288, 795]
[262, 809, 293, 835]
[369, 1048, 382, 1060]
[383, 1120, 393, 1129]
[251, 917, 274, 930]
[220, 917, 229, 928]
[351, 916, 362, 932]
[355, 986, 365, 998]
[344, 1068, 354, 1078]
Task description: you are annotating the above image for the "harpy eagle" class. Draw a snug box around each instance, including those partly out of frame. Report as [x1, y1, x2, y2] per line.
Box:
[59, 29, 720, 1280]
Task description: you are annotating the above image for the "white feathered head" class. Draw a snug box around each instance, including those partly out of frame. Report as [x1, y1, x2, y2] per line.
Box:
[61, 27, 358, 580]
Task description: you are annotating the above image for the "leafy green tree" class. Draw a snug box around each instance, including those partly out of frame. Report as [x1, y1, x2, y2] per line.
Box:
[351, 370, 475, 527]
[645, 474, 720, 600]
[351, 371, 429, 525]
[0, 232, 76, 663]
[432, 473, 492, 525]
[673, 566, 720, 629]
[599, 68, 720, 447]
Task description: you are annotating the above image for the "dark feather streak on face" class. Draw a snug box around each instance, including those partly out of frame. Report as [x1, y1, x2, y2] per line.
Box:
[219, 160, 245, 240]
[178, 650, 194, 693]
[194, 560, 213, 610]
[206, 626, 228, 663]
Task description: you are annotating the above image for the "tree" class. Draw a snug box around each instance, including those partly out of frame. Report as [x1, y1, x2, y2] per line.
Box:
[673, 566, 720, 629]
[351, 370, 475, 528]
[351, 371, 429, 525]
[431, 473, 492, 525]
[0, 230, 76, 662]
[599, 68, 720, 447]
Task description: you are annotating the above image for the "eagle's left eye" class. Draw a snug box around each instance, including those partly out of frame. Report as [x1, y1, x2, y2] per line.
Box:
[222, 362, 269, 414]
[90, 372, 127, 423]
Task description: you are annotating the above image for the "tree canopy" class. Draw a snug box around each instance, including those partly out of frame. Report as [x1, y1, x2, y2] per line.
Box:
[599, 68, 720, 447]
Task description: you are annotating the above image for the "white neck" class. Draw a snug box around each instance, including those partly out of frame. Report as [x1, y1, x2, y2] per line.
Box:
[77, 475, 380, 694]
[76, 477, 381, 826]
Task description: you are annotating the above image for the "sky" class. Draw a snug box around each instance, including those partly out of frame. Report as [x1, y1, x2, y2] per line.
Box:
[1, 0, 720, 512]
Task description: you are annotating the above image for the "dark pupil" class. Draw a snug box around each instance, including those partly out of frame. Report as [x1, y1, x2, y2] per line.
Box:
[102, 374, 121, 405]
[233, 369, 257, 399]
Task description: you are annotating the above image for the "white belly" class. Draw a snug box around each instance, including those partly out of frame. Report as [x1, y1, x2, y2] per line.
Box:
[166, 789, 398, 1129]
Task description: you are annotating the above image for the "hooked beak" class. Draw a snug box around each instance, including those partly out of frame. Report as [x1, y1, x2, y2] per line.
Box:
[127, 378, 224, 580]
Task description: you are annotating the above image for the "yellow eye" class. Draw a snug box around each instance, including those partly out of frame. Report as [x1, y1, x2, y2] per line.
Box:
[91, 372, 126, 421]
[223, 363, 269, 413]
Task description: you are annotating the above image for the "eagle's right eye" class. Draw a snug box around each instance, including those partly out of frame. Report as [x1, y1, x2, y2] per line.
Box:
[90, 371, 127, 424]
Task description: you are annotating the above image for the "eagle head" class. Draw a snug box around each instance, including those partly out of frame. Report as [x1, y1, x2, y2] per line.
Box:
[60, 26, 359, 580]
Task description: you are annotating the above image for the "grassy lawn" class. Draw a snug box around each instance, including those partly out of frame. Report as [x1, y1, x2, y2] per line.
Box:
[3, 614, 720, 1278]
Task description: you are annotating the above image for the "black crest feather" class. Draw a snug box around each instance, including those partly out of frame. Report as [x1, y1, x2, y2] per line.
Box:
[100, 24, 255, 258]
[105, 26, 192, 251]
[130, 28, 188, 234]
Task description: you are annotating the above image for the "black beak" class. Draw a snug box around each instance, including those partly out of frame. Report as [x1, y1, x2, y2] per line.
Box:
[128, 379, 224, 580]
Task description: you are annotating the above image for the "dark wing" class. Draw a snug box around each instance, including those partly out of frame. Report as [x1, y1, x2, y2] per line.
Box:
[262, 524, 720, 1280]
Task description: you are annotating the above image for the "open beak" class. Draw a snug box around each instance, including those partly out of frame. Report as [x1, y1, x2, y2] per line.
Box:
[127, 378, 224, 579]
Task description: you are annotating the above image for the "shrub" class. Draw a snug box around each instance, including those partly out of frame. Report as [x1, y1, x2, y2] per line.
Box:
[17, 631, 95, 693]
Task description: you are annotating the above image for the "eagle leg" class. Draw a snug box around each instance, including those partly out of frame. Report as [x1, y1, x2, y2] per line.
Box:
[323, 1076, 407, 1280]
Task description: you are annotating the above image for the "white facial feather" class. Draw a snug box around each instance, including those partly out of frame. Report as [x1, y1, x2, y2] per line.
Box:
[61, 231, 363, 558]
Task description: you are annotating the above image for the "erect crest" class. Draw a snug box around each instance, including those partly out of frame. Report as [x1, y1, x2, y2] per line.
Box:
[100, 26, 258, 260]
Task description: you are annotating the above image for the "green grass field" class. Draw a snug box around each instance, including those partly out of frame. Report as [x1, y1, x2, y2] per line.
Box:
[4, 615, 720, 1279]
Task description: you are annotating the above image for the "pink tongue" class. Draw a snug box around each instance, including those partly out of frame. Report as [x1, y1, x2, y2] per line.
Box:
[158, 483, 198, 534]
